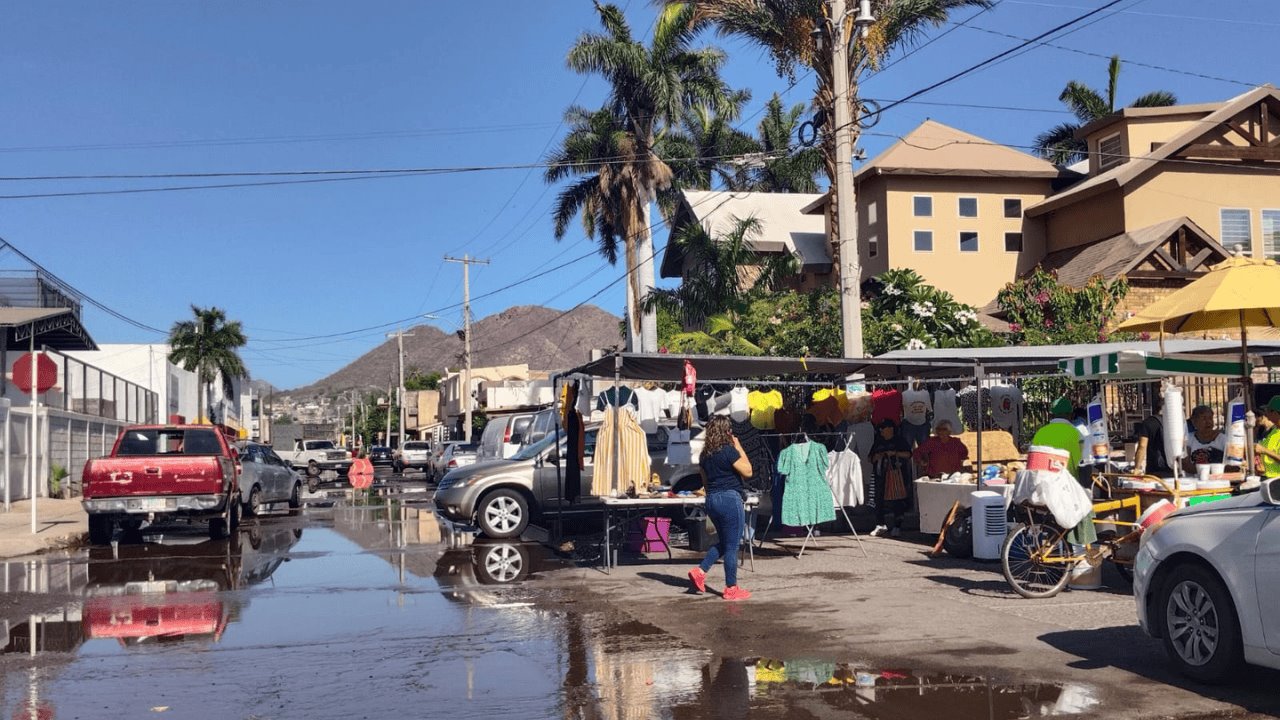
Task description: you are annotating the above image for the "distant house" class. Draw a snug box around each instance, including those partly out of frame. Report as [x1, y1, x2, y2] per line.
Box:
[664, 85, 1279, 323]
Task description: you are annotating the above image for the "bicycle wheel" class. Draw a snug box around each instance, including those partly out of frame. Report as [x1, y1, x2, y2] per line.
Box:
[1001, 522, 1073, 599]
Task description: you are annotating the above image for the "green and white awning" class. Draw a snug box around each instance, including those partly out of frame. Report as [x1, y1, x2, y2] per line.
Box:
[1059, 350, 1249, 380]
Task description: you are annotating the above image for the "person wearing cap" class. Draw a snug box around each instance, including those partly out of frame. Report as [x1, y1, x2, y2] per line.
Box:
[1254, 396, 1280, 477]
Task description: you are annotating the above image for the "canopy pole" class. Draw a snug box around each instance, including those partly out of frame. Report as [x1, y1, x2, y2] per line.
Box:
[612, 355, 621, 496]
[975, 362, 985, 490]
[29, 328, 37, 535]
[1241, 310, 1256, 478]
[552, 375, 564, 545]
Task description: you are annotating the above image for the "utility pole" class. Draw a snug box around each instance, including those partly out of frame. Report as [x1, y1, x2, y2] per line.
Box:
[831, 0, 875, 358]
[386, 329, 413, 448]
[444, 254, 490, 442]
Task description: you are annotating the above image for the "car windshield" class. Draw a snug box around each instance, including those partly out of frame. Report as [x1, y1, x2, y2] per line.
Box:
[306, 441, 336, 450]
[510, 433, 558, 461]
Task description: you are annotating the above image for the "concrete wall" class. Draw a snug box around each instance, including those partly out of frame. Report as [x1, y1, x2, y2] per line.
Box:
[876, 175, 1053, 306]
[1083, 114, 1210, 174]
[0, 400, 128, 504]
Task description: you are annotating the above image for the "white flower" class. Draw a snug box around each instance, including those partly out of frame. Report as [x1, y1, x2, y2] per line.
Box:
[906, 338, 927, 350]
[884, 283, 901, 296]
[911, 301, 936, 318]
[890, 323, 904, 333]
[768, 316, 782, 326]
[954, 309, 977, 326]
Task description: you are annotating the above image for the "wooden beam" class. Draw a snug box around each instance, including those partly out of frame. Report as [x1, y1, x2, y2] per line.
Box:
[1263, 102, 1272, 147]
[1153, 246, 1180, 270]
[1126, 270, 1202, 280]
[1227, 120, 1262, 147]
[1182, 144, 1280, 161]
[1185, 247, 1216, 271]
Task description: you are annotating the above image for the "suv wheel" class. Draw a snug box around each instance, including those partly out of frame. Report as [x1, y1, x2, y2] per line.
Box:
[1159, 564, 1242, 683]
[477, 489, 529, 539]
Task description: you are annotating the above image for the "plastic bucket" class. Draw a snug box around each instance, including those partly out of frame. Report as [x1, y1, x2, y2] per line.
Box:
[1138, 500, 1175, 532]
[625, 516, 671, 553]
[1027, 445, 1072, 474]
[1068, 557, 1103, 590]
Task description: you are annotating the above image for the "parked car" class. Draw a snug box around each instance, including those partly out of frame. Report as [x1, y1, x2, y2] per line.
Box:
[395, 441, 434, 476]
[1134, 479, 1280, 682]
[276, 438, 353, 478]
[82, 425, 242, 544]
[234, 442, 303, 516]
[430, 441, 476, 480]
[439, 443, 479, 475]
[367, 446, 395, 466]
[475, 413, 537, 462]
[434, 422, 703, 539]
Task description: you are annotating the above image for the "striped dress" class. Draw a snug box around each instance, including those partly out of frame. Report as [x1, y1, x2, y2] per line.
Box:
[592, 408, 651, 496]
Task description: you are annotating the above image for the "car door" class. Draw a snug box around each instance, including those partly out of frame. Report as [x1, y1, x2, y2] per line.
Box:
[266, 449, 290, 500]
[1258, 506, 1280, 653]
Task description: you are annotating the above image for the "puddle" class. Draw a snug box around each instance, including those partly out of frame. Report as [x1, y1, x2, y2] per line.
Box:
[0, 503, 1099, 719]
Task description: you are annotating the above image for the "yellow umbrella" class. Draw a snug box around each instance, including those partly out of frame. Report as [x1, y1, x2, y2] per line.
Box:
[1116, 253, 1280, 476]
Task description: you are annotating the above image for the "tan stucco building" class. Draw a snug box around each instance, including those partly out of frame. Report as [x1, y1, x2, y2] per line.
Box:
[663, 85, 1280, 317]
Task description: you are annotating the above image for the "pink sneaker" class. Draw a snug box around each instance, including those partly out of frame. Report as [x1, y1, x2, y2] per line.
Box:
[688, 567, 707, 593]
[723, 586, 752, 601]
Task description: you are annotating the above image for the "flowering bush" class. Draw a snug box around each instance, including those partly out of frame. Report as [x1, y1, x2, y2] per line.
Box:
[861, 268, 1001, 355]
[995, 268, 1131, 346]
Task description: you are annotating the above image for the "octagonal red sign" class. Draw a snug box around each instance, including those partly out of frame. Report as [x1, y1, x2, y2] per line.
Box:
[13, 352, 57, 394]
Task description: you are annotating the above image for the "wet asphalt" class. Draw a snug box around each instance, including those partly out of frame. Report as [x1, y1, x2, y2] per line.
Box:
[0, 475, 1272, 719]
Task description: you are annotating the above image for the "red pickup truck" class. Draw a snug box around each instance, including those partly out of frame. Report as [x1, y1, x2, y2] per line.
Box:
[82, 425, 243, 544]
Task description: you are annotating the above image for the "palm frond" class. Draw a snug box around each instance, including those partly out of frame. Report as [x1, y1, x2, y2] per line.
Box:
[1131, 90, 1178, 108]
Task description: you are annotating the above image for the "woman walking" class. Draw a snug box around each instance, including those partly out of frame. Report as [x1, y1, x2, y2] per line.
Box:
[688, 416, 753, 601]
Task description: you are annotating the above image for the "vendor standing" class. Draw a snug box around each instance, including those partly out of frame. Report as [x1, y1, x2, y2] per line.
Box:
[1183, 405, 1227, 473]
[1030, 397, 1097, 546]
[1254, 397, 1280, 478]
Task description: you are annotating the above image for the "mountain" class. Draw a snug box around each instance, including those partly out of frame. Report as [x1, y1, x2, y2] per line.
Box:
[280, 305, 621, 398]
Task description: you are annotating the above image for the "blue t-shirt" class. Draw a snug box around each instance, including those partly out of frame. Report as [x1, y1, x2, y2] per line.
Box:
[702, 445, 744, 494]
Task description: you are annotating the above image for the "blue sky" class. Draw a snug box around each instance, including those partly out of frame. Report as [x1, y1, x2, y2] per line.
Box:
[2, 0, 1271, 389]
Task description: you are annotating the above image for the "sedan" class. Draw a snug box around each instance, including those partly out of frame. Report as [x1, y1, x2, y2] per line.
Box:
[234, 442, 303, 516]
[368, 446, 396, 466]
[1134, 478, 1280, 682]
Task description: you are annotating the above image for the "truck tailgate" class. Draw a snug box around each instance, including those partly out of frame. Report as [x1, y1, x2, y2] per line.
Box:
[84, 456, 229, 498]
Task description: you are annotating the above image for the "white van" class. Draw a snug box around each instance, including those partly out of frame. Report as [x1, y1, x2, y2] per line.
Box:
[476, 413, 537, 462]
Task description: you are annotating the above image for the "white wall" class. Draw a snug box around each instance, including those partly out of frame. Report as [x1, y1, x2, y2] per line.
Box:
[64, 344, 237, 424]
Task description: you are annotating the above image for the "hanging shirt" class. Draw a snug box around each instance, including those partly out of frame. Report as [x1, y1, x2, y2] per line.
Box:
[731, 419, 772, 492]
[806, 396, 843, 427]
[989, 385, 1023, 432]
[812, 388, 849, 417]
[933, 388, 961, 432]
[902, 389, 932, 427]
[665, 389, 683, 419]
[957, 386, 990, 431]
[748, 389, 784, 429]
[596, 386, 638, 412]
[871, 388, 903, 426]
[773, 407, 799, 435]
[631, 386, 667, 435]
[825, 447, 864, 506]
[729, 386, 750, 423]
[846, 392, 873, 423]
[776, 441, 836, 527]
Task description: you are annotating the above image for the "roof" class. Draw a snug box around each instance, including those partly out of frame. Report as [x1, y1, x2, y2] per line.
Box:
[1028, 85, 1280, 217]
[558, 352, 977, 382]
[1074, 101, 1222, 140]
[659, 190, 829, 278]
[1037, 217, 1226, 287]
[0, 307, 97, 351]
[853, 119, 1061, 182]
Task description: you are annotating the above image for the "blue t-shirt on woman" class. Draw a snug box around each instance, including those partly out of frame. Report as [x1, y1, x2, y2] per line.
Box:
[702, 446, 745, 494]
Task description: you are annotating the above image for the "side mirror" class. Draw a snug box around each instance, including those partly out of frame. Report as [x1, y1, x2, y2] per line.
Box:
[1264, 478, 1280, 505]
[545, 449, 560, 465]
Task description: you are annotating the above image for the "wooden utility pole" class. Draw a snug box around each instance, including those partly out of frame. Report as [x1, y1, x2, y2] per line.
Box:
[387, 329, 413, 447]
[443, 254, 490, 442]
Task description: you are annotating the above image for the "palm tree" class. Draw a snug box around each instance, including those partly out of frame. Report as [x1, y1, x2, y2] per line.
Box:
[545, 105, 636, 268]
[750, 93, 824, 193]
[1034, 55, 1178, 165]
[548, 1, 737, 352]
[168, 305, 248, 425]
[645, 215, 797, 328]
[658, 89, 759, 198]
[666, 0, 992, 249]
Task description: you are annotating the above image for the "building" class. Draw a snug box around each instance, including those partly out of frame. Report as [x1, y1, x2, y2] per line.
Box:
[402, 389, 442, 441]
[663, 85, 1280, 320]
[438, 364, 551, 437]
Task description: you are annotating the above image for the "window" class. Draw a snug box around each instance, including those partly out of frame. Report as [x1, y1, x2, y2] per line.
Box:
[913, 196, 932, 217]
[866, 200, 878, 225]
[960, 231, 979, 253]
[1003, 198, 1022, 218]
[1263, 210, 1280, 259]
[958, 197, 978, 218]
[1098, 133, 1123, 171]
[913, 230, 933, 252]
[1004, 232, 1024, 253]
[868, 235, 879, 257]
[1220, 208, 1252, 253]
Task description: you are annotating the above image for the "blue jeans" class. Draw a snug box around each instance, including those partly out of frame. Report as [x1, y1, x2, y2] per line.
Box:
[901, 420, 930, 450]
[700, 490, 745, 588]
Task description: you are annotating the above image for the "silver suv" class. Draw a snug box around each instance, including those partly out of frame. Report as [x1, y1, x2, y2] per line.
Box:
[434, 424, 703, 539]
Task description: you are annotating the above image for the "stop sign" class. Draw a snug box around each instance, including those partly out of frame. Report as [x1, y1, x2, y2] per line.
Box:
[349, 457, 375, 490]
[13, 352, 57, 394]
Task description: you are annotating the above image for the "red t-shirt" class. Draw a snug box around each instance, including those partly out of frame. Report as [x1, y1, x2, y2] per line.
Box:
[913, 436, 969, 476]
[871, 388, 903, 426]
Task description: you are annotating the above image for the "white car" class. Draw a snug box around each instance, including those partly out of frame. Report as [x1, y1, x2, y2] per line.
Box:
[396, 441, 434, 475]
[1134, 478, 1280, 682]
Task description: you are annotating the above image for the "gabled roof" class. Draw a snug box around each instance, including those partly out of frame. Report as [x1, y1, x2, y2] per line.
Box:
[1037, 217, 1228, 288]
[659, 190, 829, 278]
[1028, 85, 1280, 217]
[853, 119, 1061, 181]
[1074, 102, 1221, 140]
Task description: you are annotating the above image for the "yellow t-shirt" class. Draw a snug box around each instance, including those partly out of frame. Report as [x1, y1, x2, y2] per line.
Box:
[1261, 427, 1280, 477]
[748, 389, 783, 429]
